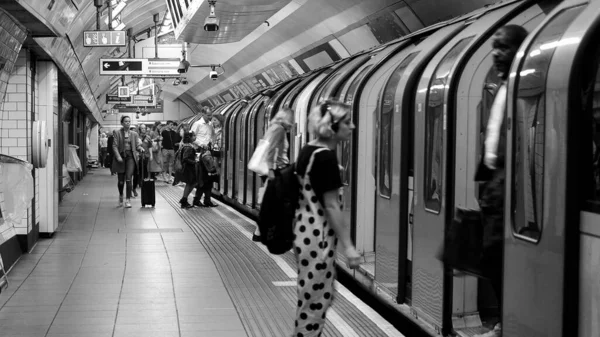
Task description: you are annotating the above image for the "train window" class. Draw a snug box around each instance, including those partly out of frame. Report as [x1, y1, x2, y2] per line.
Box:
[424, 37, 473, 213]
[581, 44, 600, 212]
[379, 52, 419, 198]
[512, 6, 583, 242]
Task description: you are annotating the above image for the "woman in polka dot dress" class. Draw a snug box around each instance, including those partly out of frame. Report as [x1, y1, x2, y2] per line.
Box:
[292, 100, 362, 337]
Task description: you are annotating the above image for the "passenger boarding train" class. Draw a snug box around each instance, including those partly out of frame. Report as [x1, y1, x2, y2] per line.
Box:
[180, 0, 600, 336]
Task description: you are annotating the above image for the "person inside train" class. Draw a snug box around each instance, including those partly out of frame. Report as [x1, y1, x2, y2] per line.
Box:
[194, 144, 218, 207]
[292, 100, 362, 337]
[112, 116, 145, 208]
[251, 106, 294, 242]
[473, 24, 528, 337]
[192, 106, 215, 148]
[179, 131, 199, 209]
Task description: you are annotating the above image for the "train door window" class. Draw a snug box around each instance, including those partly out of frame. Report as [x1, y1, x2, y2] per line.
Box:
[379, 52, 420, 198]
[512, 6, 584, 242]
[424, 37, 473, 213]
[581, 42, 600, 212]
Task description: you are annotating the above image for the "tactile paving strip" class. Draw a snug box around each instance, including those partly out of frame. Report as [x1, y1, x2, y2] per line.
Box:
[160, 185, 393, 337]
[219, 207, 389, 337]
[159, 187, 345, 337]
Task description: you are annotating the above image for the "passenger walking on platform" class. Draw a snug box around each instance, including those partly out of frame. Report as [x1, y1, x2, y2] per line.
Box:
[99, 133, 108, 168]
[473, 25, 528, 337]
[112, 116, 145, 208]
[251, 107, 294, 242]
[194, 145, 218, 207]
[293, 101, 362, 337]
[179, 131, 198, 209]
[130, 126, 140, 198]
[138, 124, 159, 181]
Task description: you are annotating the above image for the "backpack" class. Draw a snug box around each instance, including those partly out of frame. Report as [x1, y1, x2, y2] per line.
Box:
[258, 148, 326, 255]
[258, 163, 299, 255]
[174, 146, 186, 174]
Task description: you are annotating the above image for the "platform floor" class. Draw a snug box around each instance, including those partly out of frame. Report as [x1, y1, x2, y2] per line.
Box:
[0, 169, 404, 337]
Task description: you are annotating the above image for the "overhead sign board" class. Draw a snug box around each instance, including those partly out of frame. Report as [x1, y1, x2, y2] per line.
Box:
[99, 58, 180, 76]
[128, 95, 156, 107]
[106, 95, 132, 104]
[84, 30, 126, 47]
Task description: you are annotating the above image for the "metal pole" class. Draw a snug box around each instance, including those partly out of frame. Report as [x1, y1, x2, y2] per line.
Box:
[107, 0, 113, 30]
[153, 13, 160, 58]
[94, 0, 103, 30]
[127, 28, 133, 58]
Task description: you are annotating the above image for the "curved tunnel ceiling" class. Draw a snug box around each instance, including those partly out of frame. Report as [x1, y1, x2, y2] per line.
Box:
[27, 0, 498, 114]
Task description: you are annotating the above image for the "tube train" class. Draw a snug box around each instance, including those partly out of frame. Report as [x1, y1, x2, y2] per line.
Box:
[180, 0, 600, 336]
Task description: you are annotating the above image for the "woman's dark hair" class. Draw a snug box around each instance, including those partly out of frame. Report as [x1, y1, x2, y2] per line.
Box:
[120, 115, 130, 124]
[182, 131, 194, 143]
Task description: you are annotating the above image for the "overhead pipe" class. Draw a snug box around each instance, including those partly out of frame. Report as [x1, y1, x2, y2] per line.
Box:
[153, 13, 160, 58]
[107, 0, 113, 30]
[94, 0, 103, 30]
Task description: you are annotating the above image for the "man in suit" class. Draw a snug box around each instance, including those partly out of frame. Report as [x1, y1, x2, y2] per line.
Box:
[474, 25, 528, 337]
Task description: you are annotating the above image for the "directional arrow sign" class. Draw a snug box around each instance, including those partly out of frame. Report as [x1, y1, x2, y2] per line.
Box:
[99, 58, 180, 76]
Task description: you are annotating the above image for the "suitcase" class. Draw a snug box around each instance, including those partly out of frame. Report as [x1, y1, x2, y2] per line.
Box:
[139, 158, 156, 208]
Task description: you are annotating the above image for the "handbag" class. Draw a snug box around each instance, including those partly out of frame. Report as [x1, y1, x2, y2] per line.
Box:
[248, 139, 272, 176]
[438, 207, 485, 278]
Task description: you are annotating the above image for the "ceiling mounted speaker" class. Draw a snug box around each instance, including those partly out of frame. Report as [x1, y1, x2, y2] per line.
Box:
[32, 121, 48, 168]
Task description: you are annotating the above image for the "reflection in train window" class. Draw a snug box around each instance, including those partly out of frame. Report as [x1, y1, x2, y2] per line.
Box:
[582, 45, 600, 212]
[512, 6, 583, 242]
[379, 52, 419, 198]
[424, 37, 473, 213]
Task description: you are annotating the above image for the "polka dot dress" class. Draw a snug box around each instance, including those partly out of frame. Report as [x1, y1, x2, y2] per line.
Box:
[293, 148, 340, 337]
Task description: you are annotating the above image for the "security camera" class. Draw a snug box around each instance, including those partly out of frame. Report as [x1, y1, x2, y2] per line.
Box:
[204, 1, 219, 31]
[181, 79, 188, 85]
[173, 78, 181, 86]
[209, 70, 218, 80]
[204, 16, 220, 31]
[178, 60, 190, 74]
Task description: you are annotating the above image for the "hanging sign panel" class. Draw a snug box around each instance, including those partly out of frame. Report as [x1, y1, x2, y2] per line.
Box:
[106, 95, 133, 104]
[84, 30, 127, 47]
[99, 58, 180, 76]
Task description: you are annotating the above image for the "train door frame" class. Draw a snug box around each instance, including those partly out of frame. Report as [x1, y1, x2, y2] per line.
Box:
[226, 102, 245, 200]
[350, 40, 412, 260]
[503, 1, 593, 336]
[450, 3, 551, 331]
[244, 97, 268, 209]
[411, 1, 529, 332]
[235, 98, 258, 205]
[219, 100, 242, 197]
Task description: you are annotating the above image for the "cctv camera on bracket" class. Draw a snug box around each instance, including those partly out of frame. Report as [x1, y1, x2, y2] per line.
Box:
[209, 67, 218, 80]
[204, 0, 219, 31]
[178, 59, 190, 74]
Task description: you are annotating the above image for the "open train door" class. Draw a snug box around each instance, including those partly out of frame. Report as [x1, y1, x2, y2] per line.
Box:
[503, 1, 598, 336]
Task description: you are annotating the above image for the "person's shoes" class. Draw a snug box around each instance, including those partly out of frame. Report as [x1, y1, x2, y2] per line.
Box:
[252, 233, 261, 242]
[180, 198, 193, 209]
[124, 199, 132, 208]
[132, 190, 138, 197]
[192, 199, 203, 207]
[118, 196, 123, 207]
[474, 323, 501, 337]
[204, 201, 217, 207]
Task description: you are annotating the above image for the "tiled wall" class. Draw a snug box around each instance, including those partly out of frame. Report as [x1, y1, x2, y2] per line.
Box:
[0, 9, 28, 149]
[0, 50, 38, 236]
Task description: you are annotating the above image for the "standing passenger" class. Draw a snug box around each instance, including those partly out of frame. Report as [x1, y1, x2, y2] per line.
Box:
[473, 25, 528, 337]
[251, 107, 294, 242]
[112, 116, 144, 208]
[179, 132, 198, 209]
[161, 121, 178, 183]
[194, 145, 218, 207]
[107, 132, 115, 175]
[191, 107, 215, 148]
[292, 101, 362, 337]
